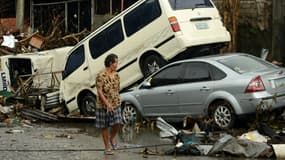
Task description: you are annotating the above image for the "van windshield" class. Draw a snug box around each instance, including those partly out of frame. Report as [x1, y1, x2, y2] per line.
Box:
[168, 0, 213, 10]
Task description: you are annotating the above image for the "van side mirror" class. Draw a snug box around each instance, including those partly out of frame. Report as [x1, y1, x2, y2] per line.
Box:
[62, 70, 66, 80]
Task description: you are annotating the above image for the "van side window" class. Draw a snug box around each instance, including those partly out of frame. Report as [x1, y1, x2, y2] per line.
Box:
[89, 20, 124, 59]
[124, 0, 161, 37]
[63, 45, 85, 79]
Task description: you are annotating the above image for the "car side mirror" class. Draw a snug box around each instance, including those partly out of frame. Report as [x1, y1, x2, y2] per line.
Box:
[141, 81, 151, 89]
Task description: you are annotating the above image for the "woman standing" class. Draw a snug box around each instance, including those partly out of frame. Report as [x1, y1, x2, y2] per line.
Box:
[95, 54, 123, 155]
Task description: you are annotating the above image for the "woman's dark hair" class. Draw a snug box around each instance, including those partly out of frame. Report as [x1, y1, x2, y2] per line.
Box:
[104, 54, 118, 67]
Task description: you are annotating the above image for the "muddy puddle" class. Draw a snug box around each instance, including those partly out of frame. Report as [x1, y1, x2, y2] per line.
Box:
[44, 121, 172, 147]
[0, 120, 273, 160]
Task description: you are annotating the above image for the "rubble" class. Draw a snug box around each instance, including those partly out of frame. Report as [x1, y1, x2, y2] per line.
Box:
[207, 134, 273, 158]
[21, 108, 59, 122]
[157, 114, 285, 159]
[0, 92, 284, 159]
[0, 21, 91, 120]
[0, 21, 90, 56]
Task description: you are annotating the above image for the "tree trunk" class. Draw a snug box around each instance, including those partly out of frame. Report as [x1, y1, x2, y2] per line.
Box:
[16, 0, 25, 31]
[221, 0, 240, 52]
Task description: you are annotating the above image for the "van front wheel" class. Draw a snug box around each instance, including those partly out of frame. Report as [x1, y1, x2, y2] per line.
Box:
[141, 55, 167, 77]
[80, 93, 96, 116]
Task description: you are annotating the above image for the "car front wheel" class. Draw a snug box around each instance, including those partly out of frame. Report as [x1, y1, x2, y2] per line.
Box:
[212, 101, 236, 129]
[121, 103, 141, 124]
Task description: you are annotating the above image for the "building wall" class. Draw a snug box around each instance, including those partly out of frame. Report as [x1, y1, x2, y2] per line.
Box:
[212, 0, 284, 63]
[0, 18, 17, 36]
[212, 0, 271, 30]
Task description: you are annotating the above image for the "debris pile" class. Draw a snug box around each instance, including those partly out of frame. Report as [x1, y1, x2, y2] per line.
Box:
[0, 19, 90, 56]
[0, 87, 95, 126]
[157, 114, 285, 159]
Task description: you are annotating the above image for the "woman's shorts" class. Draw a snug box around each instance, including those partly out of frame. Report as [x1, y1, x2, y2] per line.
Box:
[95, 106, 124, 128]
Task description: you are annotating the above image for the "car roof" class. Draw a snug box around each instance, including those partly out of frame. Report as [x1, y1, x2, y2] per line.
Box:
[173, 52, 249, 64]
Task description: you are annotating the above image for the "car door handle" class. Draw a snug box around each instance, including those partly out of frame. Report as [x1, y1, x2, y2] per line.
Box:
[200, 86, 210, 91]
[166, 90, 174, 95]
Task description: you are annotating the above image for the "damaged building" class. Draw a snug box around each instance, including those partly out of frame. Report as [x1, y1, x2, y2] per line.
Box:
[0, 0, 140, 53]
[1, 0, 138, 35]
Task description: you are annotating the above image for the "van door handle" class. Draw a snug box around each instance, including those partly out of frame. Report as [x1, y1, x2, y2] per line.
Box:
[200, 86, 210, 91]
[83, 66, 88, 71]
[90, 83, 96, 88]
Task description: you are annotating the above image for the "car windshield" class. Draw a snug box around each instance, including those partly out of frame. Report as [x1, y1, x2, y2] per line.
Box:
[168, 0, 213, 10]
[217, 55, 277, 74]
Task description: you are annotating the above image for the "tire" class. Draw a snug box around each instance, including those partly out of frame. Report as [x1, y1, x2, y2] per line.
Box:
[211, 101, 236, 129]
[80, 93, 96, 116]
[121, 103, 141, 124]
[269, 108, 284, 121]
[141, 55, 167, 77]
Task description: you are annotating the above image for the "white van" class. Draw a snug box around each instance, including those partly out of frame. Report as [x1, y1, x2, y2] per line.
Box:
[61, 0, 230, 115]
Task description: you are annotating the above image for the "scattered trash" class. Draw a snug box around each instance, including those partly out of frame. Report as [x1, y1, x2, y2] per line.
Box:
[43, 134, 55, 139]
[156, 117, 178, 138]
[156, 116, 285, 158]
[272, 144, 285, 159]
[22, 123, 33, 128]
[0, 105, 14, 114]
[260, 48, 269, 60]
[56, 133, 73, 139]
[1, 34, 17, 48]
[208, 134, 273, 158]
[4, 118, 21, 126]
[192, 123, 201, 133]
[29, 33, 44, 49]
[5, 129, 24, 134]
[238, 130, 268, 143]
[21, 108, 58, 122]
[195, 145, 213, 156]
[0, 122, 7, 127]
[0, 90, 14, 99]
[139, 147, 158, 158]
[176, 131, 202, 145]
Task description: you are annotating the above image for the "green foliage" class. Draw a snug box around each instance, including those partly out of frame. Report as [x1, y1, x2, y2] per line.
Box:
[248, 27, 259, 35]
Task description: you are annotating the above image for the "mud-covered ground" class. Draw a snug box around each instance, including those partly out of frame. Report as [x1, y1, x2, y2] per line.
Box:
[0, 122, 253, 160]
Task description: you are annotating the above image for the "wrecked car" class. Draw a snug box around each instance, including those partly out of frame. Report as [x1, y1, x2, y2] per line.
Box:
[120, 53, 285, 129]
[0, 46, 73, 110]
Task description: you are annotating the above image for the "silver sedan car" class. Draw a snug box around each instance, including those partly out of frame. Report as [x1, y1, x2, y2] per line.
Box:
[120, 53, 285, 129]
